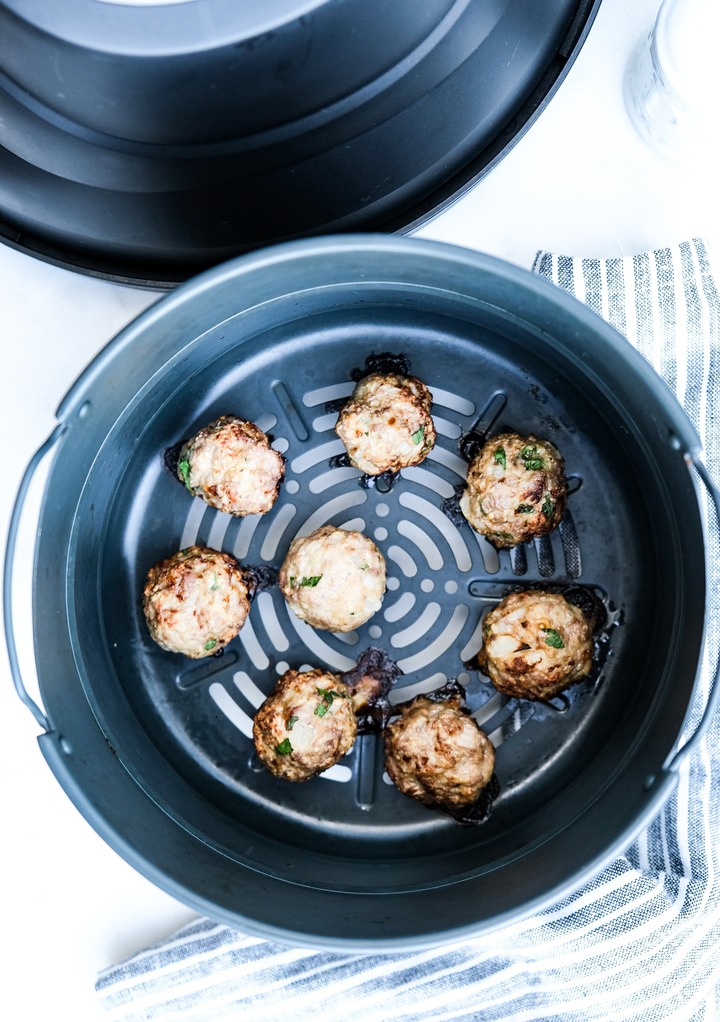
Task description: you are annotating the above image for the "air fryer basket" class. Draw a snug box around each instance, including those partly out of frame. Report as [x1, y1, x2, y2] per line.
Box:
[12, 236, 718, 948]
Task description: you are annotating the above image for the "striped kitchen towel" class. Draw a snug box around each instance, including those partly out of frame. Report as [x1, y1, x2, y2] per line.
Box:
[96, 238, 720, 1022]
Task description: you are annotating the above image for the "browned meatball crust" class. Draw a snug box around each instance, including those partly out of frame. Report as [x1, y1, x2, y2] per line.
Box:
[279, 525, 386, 632]
[335, 372, 436, 475]
[460, 432, 566, 548]
[253, 669, 357, 781]
[178, 415, 285, 516]
[384, 693, 495, 809]
[143, 545, 250, 658]
[477, 590, 593, 701]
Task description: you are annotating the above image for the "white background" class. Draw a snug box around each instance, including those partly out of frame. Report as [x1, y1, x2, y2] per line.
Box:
[1, 0, 719, 1018]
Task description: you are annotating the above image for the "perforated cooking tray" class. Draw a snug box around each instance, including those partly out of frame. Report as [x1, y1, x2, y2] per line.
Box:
[6, 236, 720, 949]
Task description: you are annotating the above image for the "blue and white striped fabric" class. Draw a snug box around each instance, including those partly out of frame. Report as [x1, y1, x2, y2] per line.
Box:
[96, 238, 720, 1022]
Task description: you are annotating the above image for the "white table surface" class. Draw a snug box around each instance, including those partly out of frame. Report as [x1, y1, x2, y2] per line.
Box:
[2, 1, 718, 1018]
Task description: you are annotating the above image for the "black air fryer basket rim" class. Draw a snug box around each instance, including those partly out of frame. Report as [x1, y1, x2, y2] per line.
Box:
[49, 233, 707, 452]
[7, 235, 720, 949]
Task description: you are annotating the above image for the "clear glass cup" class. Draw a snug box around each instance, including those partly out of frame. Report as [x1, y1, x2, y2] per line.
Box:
[624, 0, 718, 161]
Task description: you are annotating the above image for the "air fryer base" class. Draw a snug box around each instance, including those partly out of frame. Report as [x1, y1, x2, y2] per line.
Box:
[0, 0, 601, 285]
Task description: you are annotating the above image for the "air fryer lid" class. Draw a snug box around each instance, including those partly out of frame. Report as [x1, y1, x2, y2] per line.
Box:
[31, 236, 706, 948]
[0, 0, 601, 285]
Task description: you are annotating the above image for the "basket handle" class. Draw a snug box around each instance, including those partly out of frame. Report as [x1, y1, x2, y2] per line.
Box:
[666, 453, 720, 772]
[3, 425, 67, 732]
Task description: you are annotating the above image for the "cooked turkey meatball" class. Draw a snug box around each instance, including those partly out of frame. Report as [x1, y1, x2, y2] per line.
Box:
[384, 690, 495, 810]
[253, 668, 357, 781]
[476, 589, 593, 701]
[279, 525, 386, 632]
[177, 415, 284, 516]
[143, 545, 250, 658]
[460, 432, 566, 548]
[335, 372, 436, 475]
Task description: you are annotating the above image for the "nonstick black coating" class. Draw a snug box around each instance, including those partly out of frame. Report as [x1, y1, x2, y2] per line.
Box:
[0, 0, 600, 284]
[32, 237, 706, 946]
